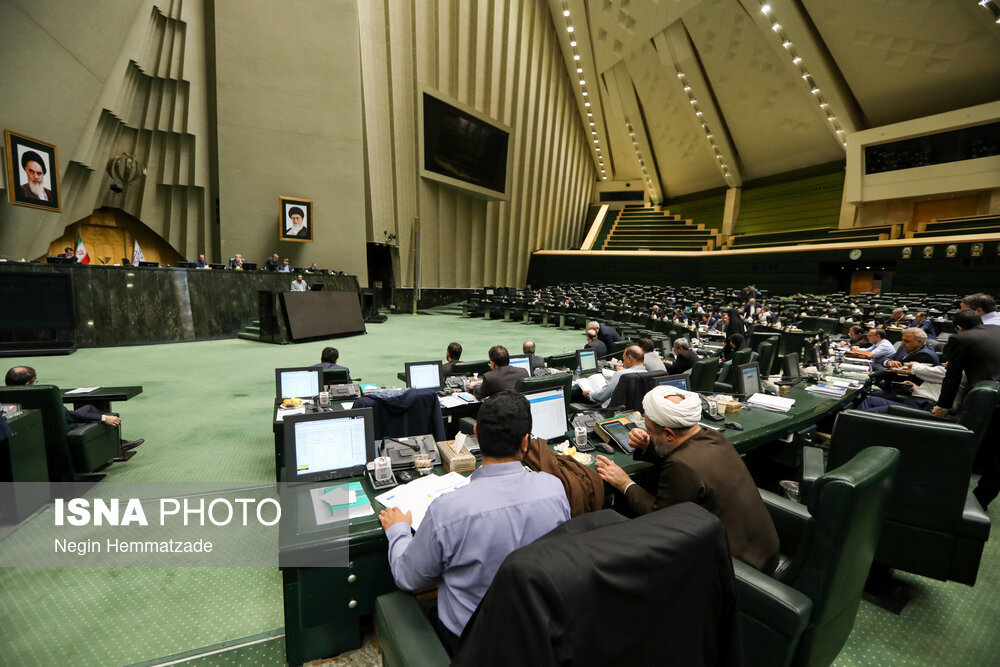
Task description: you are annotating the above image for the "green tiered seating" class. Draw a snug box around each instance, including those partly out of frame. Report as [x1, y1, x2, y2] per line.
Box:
[600, 204, 721, 251]
[908, 214, 1000, 239]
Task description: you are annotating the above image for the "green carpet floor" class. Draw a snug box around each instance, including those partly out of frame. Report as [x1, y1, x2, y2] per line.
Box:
[0, 311, 997, 665]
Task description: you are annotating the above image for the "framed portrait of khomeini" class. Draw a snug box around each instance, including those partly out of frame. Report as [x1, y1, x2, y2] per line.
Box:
[279, 196, 313, 242]
[5, 130, 61, 211]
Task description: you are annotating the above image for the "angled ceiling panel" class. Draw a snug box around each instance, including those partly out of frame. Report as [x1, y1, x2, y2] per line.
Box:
[682, 0, 843, 180]
[803, 0, 1000, 127]
[588, 0, 699, 74]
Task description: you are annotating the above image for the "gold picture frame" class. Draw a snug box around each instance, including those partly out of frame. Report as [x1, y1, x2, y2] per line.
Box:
[4, 129, 61, 212]
[279, 196, 313, 243]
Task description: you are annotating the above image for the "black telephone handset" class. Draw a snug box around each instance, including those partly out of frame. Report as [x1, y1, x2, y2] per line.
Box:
[700, 394, 726, 422]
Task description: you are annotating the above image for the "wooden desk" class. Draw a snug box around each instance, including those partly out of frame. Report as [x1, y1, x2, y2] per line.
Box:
[0, 410, 50, 523]
[62, 386, 143, 413]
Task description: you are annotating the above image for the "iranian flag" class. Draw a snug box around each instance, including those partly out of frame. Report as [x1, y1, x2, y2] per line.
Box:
[75, 234, 90, 265]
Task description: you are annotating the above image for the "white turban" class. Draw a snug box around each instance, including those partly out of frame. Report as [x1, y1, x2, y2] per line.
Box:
[642, 385, 702, 429]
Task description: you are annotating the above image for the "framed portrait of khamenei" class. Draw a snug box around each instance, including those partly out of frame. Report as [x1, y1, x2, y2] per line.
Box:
[5, 130, 61, 212]
[279, 196, 313, 242]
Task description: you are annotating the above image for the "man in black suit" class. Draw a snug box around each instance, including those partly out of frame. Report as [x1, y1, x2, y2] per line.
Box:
[584, 329, 608, 359]
[263, 253, 280, 271]
[441, 342, 462, 376]
[934, 311, 1000, 509]
[472, 346, 529, 400]
[912, 311, 936, 339]
[522, 341, 544, 373]
[665, 338, 699, 375]
[586, 320, 622, 351]
[872, 327, 939, 390]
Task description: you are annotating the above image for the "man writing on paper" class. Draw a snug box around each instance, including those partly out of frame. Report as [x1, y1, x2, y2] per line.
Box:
[595, 385, 779, 574]
[379, 392, 570, 653]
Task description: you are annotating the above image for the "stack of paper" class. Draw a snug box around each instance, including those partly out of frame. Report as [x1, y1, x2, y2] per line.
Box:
[309, 481, 375, 525]
[806, 384, 848, 398]
[746, 393, 796, 413]
[375, 472, 470, 530]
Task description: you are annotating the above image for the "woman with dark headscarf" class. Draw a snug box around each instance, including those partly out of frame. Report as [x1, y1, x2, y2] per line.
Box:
[724, 308, 747, 339]
[719, 333, 747, 363]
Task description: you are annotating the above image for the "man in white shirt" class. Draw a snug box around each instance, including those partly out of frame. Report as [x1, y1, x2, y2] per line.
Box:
[290, 274, 308, 292]
[583, 345, 647, 408]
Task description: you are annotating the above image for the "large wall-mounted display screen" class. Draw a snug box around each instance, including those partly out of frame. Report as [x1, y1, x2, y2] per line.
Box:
[421, 90, 510, 200]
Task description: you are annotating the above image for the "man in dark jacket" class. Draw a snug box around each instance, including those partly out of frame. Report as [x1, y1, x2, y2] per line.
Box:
[584, 329, 608, 359]
[665, 338, 699, 375]
[587, 320, 622, 350]
[472, 346, 529, 400]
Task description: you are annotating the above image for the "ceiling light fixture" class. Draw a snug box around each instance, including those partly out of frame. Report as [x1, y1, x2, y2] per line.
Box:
[567, 26, 574, 33]
[573, 54, 580, 61]
[772, 23, 781, 31]
[761, 4, 772, 14]
[563, 9, 570, 16]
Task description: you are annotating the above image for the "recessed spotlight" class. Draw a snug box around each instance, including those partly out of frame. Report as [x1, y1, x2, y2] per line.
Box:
[782, 40, 792, 48]
[695, 110, 704, 116]
[761, 4, 771, 14]
[677, 72, 684, 78]
[567, 26, 574, 33]
[579, 80, 586, 85]
[573, 54, 581, 61]
[570, 40, 576, 46]
[591, 130, 597, 135]
[582, 91, 588, 96]
[577, 67, 583, 73]
[563, 9, 570, 16]
[772, 23, 781, 31]
[593, 139, 599, 143]
[584, 102, 590, 107]
[792, 56, 802, 64]
[690, 99, 698, 104]
[589, 122, 595, 126]
[683, 86, 692, 91]
[587, 112, 592, 117]
[811, 87, 820, 94]
[706, 133, 713, 138]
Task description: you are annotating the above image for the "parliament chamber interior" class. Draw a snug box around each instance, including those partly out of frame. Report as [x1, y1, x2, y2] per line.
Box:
[2, 0, 1000, 665]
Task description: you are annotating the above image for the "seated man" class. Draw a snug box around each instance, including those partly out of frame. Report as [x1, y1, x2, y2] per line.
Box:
[5, 366, 144, 451]
[312, 347, 350, 376]
[872, 327, 939, 389]
[584, 328, 608, 359]
[379, 392, 570, 652]
[595, 385, 779, 574]
[230, 253, 245, 270]
[194, 253, 209, 269]
[637, 338, 666, 373]
[846, 324, 870, 348]
[665, 338, 698, 375]
[522, 341, 544, 373]
[583, 345, 646, 409]
[586, 320, 622, 350]
[472, 346, 529, 400]
[441, 341, 462, 376]
[849, 328, 895, 371]
[912, 311, 936, 339]
[886, 308, 912, 328]
[290, 274, 308, 292]
[263, 253, 280, 271]
[960, 292, 1000, 327]
[62, 246, 75, 261]
[278, 258, 293, 272]
[859, 361, 948, 414]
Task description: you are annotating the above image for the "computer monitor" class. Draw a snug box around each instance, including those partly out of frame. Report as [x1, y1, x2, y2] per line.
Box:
[244, 262, 258, 271]
[660, 337, 673, 357]
[404, 360, 443, 389]
[275, 367, 323, 400]
[138, 261, 159, 267]
[658, 375, 689, 391]
[576, 349, 598, 374]
[283, 408, 375, 484]
[525, 388, 568, 442]
[737, 363, 761, 398]
[782, 352, 801, 379]
[508, 355, 531, 375]
[176, 261, 196, 268]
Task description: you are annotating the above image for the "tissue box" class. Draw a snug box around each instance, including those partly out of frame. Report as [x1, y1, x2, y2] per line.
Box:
[437, 441, 476, 473]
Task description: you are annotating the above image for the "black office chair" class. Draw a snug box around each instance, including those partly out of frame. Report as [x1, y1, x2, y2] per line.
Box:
[543, 352, 577, 369]
[514, 372, 573, 410]
[447, 360, 492, 376]
[608, 371, 666, 411]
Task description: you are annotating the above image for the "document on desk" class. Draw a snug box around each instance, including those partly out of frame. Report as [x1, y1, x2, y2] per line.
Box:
[275, 406, 306, 421]
[746, 393, 796, 413]
[374, 472, 470, 531]
[65, 386, 102, 395]
[439, 394, 467, 409]
[310, 481, 374, 525]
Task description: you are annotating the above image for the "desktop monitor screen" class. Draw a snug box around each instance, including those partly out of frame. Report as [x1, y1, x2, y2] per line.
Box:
[508, 355, 531, 375]
[275, 367, 323, 400]
[525, 388, 567, 442]
[660, 337, 672, 357]
[576, 349, 598, 373]
[658, 375, 689, 391]
[738, 363, 761, 398]
[283, 408, 375, 483]
[782, 353, 801, 379]
[405, 361, 443, 389]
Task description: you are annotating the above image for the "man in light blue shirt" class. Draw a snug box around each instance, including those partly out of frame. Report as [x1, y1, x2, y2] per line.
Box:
[379, 392, 570, 652]
[583, 344, 647, 408]
[961, 293, 1000, 327]
[850, 328, 896, 371]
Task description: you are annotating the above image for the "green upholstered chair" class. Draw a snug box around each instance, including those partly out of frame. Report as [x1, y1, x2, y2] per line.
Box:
[736, 447, 899, 667]
[757, 340, 779, 377]
[715, 348, 756, 393]
[542, 352, 577, 370]
[690, 357, 721, 393]
[884, 380, 999, 452]
[0, 385, 120, 482]
[802, 409, 990, 586]
[446, 360, 492, 376]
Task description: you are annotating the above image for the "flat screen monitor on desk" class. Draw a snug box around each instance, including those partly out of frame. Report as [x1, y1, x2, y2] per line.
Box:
[738, 363, 761, 398]
[276, 367, 323, 400]
[508, 355, 531, 375]
[576, 349, 598, 374]
[526, 388, 567, 442]
[782, 353, 801, 379]
[658, 375, 689, 391]
[404, 361, 442, 390]
[283, 408, 375, 484]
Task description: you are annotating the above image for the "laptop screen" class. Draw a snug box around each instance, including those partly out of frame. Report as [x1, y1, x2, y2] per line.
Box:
[577, 349, 597, 372]
[508, 355, 531, 375]
[405, 361, 443, 389]
[526, 388, 567, 441]
[284, 409, 375, 483]
[276, 367, 323, 400]
[658, 375, 689, 391]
